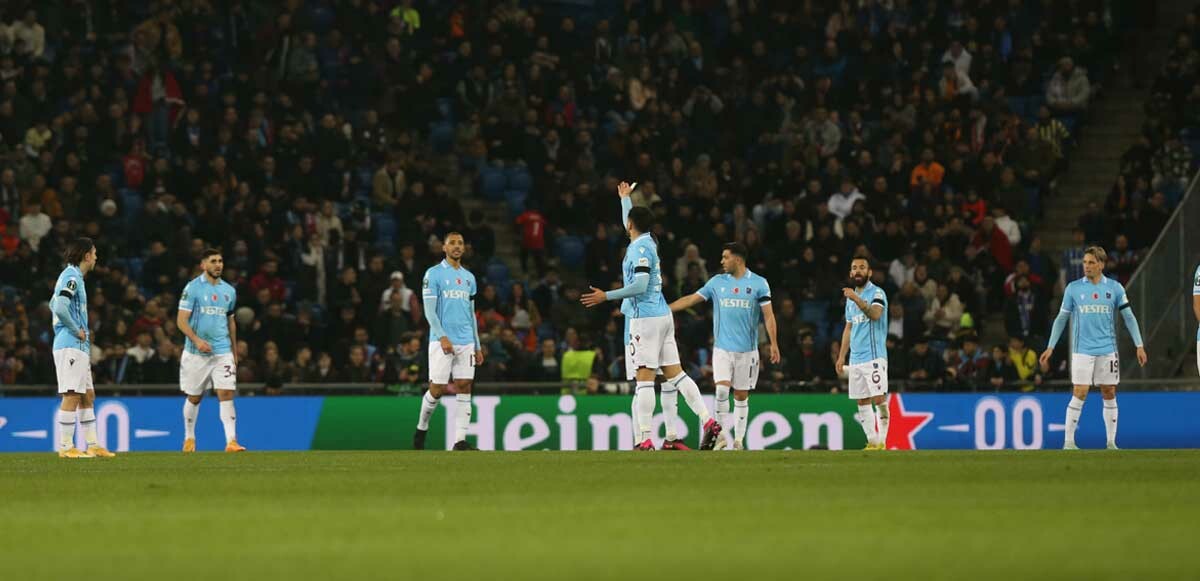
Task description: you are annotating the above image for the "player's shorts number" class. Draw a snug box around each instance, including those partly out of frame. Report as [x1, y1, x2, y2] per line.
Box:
[871, 370, 881, 384]
[1109, 359, 1119, 374]
[223, 365, 235, 378]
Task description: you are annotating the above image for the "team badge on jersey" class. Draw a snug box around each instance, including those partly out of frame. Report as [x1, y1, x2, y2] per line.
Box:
[66, 279, 77, 291]
[456, 278, 462, 285]
[745, 287, 751, 294]
[1105, 292, 1111, 299]
[733, 288, 740, 294]
[1092, 293, 1099, 299]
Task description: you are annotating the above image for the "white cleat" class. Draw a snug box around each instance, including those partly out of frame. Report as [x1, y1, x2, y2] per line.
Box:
[1064, 442, 1079, 450]
[733, 440, 744, 451]
[713, 437, 729, 451]
[1107, 442, 1119, 450]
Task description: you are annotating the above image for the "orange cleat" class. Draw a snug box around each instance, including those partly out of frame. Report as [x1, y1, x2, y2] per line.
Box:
[58, 447, 94, 459]
[87, 446, 116, 458]
[224, 440, 246, 453]
[182, 438, 196, 453]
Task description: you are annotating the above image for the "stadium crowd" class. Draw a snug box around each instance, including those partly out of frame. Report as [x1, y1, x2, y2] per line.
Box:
[0, 0, 1191, 393]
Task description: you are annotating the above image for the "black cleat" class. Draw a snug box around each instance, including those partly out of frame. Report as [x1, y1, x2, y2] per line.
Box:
[413, 429, 428, 450]
[452, 440, 478, 451]
[699, 418, 723, 450]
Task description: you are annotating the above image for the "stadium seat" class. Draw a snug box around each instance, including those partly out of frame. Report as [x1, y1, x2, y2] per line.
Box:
[374, 214, 398, 243]
[555, 235, 586, 270]
[481, 167, 507, 201]
[485, 259, 511, 286]
[125, 257, 145, 283]
[505, 190, 527, 219]
[506, 167, 533, 194]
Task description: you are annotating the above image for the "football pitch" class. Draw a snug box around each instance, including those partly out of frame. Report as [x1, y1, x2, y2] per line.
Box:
[3, 451, 1196, 580]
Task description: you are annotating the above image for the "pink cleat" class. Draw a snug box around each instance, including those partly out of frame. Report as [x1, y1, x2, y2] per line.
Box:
[700, 418, 723, 450]
[635, 439, 656, 451]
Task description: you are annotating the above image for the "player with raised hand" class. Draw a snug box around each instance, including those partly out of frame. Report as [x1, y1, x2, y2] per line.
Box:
[50, 237, 113, 458]
[413, 232, 484, 451]
[835, 257, 890, 450]
[582, 181, 722, 451]
[1040, 246, 1147, 450]
[178, 249, 244, 453]
[669, 242, 779, 450]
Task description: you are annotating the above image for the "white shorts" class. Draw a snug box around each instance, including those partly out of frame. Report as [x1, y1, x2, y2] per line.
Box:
[53, 348, 94, 394]
[429, 342, 475, 384]
[625, 342, 663, 380]
[712, 347, 759, 391]
[847, 359, 888, 399]
[629, 315, 681, 371]
[180, 350, 237, 396]
[1071, 353, 1119, 386]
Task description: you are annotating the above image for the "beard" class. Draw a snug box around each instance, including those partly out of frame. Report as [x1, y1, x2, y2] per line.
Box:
[851, 274, 867, 287]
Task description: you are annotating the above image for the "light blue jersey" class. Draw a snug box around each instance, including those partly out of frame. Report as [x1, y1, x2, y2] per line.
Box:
[844, 282, 888, 365]
[1194, 264, 1200, 341]
[50, 265, 89, 353]
[621, 234, 669, 318]
[178, 275, 237, 355]
[621, 298, 634, 343]
[422, 259, 479, 346]
[1059, 277, 1133, 356]
[696, 271, 772, 353]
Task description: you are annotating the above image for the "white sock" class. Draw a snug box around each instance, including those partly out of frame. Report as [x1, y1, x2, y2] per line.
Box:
[876, 399, 890, 449]
[58, 410, 77, 450]
[715, 384, 731, 429]
[79, 408, 98, 447]
[630, 393, 641, 446]
[660, 385, 680, 440]
[417, 391, 439, 431]
[669, 372, 711, 425]
[857, 404, 878, 447]
[183, 400, 200, 439]
[635, 381, 655, 442]
[1064, 396, 1085, 446]
[734, 399, 749, 445]
[219, 400, 237, 444]
[1103, 398, 1118, 445]
[454, 393, 472, 443]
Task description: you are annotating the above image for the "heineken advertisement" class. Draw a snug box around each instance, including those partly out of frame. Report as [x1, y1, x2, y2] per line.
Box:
[2, 393, 1198, 452]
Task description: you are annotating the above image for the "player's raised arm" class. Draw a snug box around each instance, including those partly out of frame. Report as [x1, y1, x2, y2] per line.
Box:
[618, 181, 634, 228]
[843, 287, 883, 320]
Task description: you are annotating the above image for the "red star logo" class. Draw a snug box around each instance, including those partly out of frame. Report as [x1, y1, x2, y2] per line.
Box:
[883, 394, 934, 450]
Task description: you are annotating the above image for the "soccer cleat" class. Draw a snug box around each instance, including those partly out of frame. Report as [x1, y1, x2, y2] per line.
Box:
[452, 440, 478, 451]
[635, 439, 656, 451]
[58, 447, 93, 459]
[87, 447, 116, 458]
[699, 419, 723, 450]
[713, 437, 729, 451]
[661, 439, 691, 450]
[733, 440, 744, 451]
[413, 429, 428, 450]
[182, 438, 196, 453]
[225, 440, 246, 453]
[1063, 441, 1079, 450]
[1107, 442, 1119, 450]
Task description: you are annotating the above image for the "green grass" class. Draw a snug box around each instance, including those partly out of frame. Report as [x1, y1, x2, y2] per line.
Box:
[2, 451, 1197, 580]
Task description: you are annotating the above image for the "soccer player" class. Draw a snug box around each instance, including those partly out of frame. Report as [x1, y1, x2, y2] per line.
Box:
[413, 232, 483, 451]
[178, 249, 244, 453]
[582, 181, 721, 451]
[668, 243, 780, 450]
[1193, 262, 1200, 376]
[835, 257, 890, 450]
[1040, 246, 1147, 450]
[50, 237, 114, 458]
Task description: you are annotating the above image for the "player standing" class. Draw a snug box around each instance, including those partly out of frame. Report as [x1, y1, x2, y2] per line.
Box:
[1040, 246, 1147, 450]
[50, 237, 114, 458]
[835, 257, 890, 450]
[669, 243, 780, 450]
[582, 182, 721, 451]
[413, 232, 484, 451]
[177, 249, 245, 453]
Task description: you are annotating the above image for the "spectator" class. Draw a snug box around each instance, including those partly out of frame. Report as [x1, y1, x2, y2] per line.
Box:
[906, 337, 944, 386]
[1045, 57, 1091, 114]
[515, 204, 549, 275]
[17, 201, 49, 251]
[987, 345, 1019, 390]
[924, 283, 966, 337]
[1107, 234, 1140, 284]
[1008, 336, 1041, 392]
[945, 335, 989, 390]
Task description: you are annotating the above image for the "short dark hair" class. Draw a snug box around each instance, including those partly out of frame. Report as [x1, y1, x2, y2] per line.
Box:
[64, 237, 95, 266]
[201, 248, 222, 261]
[628, 206, 654, 233]
[723, 242, 748, 259]
[850, 254, 871, 267]
[445, 231, 464, 241]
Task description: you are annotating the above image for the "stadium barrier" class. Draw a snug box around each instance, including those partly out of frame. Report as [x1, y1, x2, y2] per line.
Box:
[2, 392, 1196, 452]
[1118, 168, 1200, 378]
